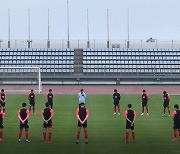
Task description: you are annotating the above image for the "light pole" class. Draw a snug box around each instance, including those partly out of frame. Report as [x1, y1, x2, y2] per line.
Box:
[67, 0, 70, 48]
[47, 9, 50, 48]
[27, 9, 32, 48]
[127, 9, 130, 48]
[87, 9, 90, 48]
[8, 9, 11, 48]
[107, 9, 110, 48]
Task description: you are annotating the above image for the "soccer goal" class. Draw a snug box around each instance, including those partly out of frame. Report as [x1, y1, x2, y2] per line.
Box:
[0, 66, 42, 94]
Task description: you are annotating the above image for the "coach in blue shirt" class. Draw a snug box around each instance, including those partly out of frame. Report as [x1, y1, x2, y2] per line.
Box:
[78, 89, 86, 106]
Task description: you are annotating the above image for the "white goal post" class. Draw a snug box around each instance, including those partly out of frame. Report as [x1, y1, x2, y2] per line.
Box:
[0, 66, 42, 93]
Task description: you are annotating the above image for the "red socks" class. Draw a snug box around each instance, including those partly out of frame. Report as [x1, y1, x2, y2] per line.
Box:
[33, 107, 35, 114]
[132, 132, 135, 142]
[142, 108, 144, 113]
[126, 132, 135, 142]
[84, 131, 88, 139]
[19, 130, 28, 139]
[114, 106, 120, 113]
[146, 107, 149, 113]
[118, 106, 120, 113]
[0, 132, 2, 139]
[43, 132, 52, 143]
[77, 131, 80, 140]
[168, 108, 170, 115]
[19, 129, 23, 139]
[43, 133, 46, 142]
[126, 132, 129, 142]
[164, 108, 170, 115]
[174, 130, 177, 139]
[179, 130, 180, 136]
[3, 109, 5, 113]
[48, 133, 52, 142]
[114, 106, 116, 113]
[77, 130, 88, 140]
[25, 130, 29, 139]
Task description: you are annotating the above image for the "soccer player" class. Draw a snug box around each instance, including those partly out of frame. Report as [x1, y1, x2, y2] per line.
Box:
[113, 89, 121, 115]
[0, 89, 6, 113]
[18, 102, 30, 143]
[76, 103, 89, 144]
[78, 89, 86, 107]
[0, 105, 5, 142]
[172, 104, 180, 141]
[41, 102, 54, 143]
[141, 90, 149, 116]
[162, 91, 171, 117]
[47, 89, 54, 109]
[124, 104, 136, 143]
[28, 89, 36, 114]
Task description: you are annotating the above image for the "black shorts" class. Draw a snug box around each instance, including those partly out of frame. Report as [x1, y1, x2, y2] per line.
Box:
[126, 122, 134, 130]
[20, 122, 29, 129]
[173, 123, 180, 129]
[142, 102, 148, 107]
[0, 101, 5, 107]
[48, 102, 53, 109]
[78, 120, 87, 128]
[163, 103, 169, 108]
[43, 121, 52, 128]
[0, 123, 3, 129]
[114, 102, 119, 106]
[29, 101, 35, 106]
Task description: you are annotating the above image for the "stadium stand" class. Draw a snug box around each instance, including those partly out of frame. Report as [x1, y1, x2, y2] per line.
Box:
[1, 47, 180, 84]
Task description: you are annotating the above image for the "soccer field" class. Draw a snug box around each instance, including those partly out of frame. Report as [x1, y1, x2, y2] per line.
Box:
[1, 94, 180, 154]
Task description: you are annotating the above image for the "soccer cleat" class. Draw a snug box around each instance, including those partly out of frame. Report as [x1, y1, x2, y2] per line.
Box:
[26, 139, 30, 143]
[125, 141, 128, 144]
[113, 113, 116, 115]
[18, 139, 21, 143]
[118, 113, 120, 115]
[141, 113, 144, 116]
[76, 140, 79, 144]
[168, 114, 171, 117]
[85, 139, 88, 144]
[172, 138, 177, 142]
[147, 113, 149, 116]
[162, 114, 165, 117]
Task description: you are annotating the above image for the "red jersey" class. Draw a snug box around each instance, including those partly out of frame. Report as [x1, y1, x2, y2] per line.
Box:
[76, 107, 89, 121]
[142, 93, 149, 103]
[124, 109, 136, 122]
[0, 110, 5, 123]
[18, 109, 30, 122]
[47, 93, 54, 103]
[28, 93, 35, 101]
[172, 110, 180, 124]
[41, 108, 54, 120]
[163, 93, 170, 103]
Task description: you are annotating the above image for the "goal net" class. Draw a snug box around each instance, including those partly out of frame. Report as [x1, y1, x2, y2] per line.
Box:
[0, 66, 42, 94]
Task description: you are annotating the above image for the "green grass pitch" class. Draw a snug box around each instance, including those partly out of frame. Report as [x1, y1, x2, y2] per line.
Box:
[1, 94, 180, 154]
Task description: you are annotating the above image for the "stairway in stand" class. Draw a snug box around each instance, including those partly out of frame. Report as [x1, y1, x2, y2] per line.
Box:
[74, 48, 83, 75]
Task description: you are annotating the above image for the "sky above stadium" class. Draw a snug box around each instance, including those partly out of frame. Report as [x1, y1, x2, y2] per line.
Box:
[0, 0, 180, 40]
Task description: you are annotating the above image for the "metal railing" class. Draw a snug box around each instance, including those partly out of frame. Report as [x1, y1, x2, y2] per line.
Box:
[0, 39, 180, 49]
